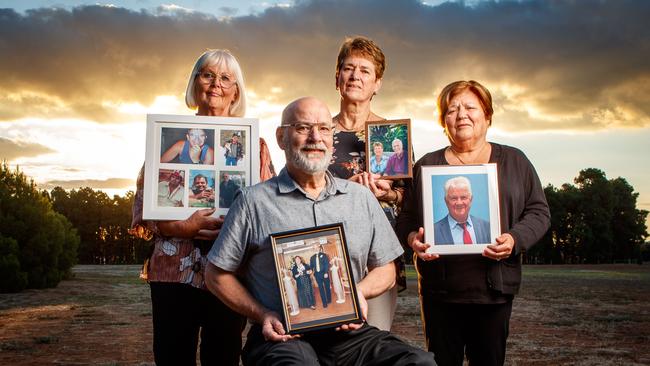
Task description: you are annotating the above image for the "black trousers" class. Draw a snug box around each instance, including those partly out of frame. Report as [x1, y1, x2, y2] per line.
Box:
[315, 274, 332, 307]
[421, 295, 513, 366]
[242, 323, 435, 366]
[150, 282, 246, 366]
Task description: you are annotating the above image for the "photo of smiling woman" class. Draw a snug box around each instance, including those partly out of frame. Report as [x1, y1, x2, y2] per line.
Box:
[160, 127, 215, 164]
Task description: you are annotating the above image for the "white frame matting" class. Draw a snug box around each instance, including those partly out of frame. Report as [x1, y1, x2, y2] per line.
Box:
[421, 163, 500, 255]
[143, 113, 260, 220]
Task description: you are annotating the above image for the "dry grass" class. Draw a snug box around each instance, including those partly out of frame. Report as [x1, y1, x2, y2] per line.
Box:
[1, 264, 649, 365]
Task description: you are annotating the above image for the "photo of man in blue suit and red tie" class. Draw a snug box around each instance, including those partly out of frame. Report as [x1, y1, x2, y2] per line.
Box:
[434, 176, 491, 245]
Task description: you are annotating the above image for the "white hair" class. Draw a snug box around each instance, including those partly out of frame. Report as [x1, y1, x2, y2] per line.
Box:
[185, 49, 247, 117]
[444, 176, 472, 196]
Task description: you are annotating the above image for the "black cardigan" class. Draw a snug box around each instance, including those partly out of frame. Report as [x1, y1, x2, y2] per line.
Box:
[396, 143, 550, 303]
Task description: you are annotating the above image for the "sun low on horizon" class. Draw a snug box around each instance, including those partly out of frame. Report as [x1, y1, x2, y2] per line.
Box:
[1, 0, 649, 223]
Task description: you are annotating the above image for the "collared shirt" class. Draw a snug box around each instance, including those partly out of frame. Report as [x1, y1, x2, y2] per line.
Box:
[385, 152, 407, 176]
[225, 141, 243, 159]
[369, 154, 389, 175]
[130, 138, 276, 289]
[157, 181, 183, 207]
[447, 215, 478, 245]
[207, 167, 403, 316]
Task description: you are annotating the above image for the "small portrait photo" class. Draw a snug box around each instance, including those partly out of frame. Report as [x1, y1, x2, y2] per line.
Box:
[421, 164, 501, 255]
[219, 129, 247, 167]
[270, 223, 361, 334]
[160, 127, 215, 165]
[365, 119, 412, 179]
[157, 169, 185, 208]
[218, 170, 245, 209]
[188, 170, 216, 208]
[433, 175, 491, 245]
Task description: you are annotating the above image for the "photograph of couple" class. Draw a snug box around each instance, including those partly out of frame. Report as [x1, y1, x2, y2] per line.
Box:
[273, 231, 359, 332]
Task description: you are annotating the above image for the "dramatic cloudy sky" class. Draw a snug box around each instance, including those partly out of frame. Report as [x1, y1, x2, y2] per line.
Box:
[1, 0, 649, 222]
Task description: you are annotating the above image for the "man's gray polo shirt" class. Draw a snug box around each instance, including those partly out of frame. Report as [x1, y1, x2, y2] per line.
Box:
[207, 168, 403, 316]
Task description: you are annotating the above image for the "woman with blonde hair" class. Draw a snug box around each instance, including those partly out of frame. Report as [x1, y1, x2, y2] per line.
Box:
[131, 49, 274, 366]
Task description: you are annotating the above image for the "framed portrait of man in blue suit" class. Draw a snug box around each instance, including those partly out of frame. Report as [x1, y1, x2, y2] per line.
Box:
[421, 164, 501, 255]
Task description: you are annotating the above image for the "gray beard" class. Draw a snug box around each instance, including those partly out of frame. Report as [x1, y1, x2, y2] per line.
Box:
[286, 144, 332, 174]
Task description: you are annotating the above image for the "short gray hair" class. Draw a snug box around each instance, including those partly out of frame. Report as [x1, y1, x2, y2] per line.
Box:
[444, 176, 472, 196]
[185, 49, 247, 117]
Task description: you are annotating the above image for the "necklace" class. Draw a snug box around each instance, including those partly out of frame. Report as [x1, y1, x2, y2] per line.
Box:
[334, 116, 363, 132]
[334, 112, 380, 132]
[448, 143, 489, 165]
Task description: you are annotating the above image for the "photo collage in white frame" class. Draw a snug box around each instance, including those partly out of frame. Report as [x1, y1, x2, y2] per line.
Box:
[143, 114, 260, 220]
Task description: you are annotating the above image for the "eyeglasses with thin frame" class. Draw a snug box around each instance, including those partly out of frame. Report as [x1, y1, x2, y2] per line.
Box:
[282, 122, 335, 136]
[196, 71, 236, 88]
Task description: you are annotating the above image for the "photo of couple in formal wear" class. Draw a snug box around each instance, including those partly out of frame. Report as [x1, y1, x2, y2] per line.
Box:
[274, 233, 358, 331]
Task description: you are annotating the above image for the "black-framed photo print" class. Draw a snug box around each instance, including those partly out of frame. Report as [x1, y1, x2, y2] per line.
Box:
[421, 164, 501, 255]
[270, 223, 362, 334]
[143, 114, 259, 220]
[365, 119, 413, 179]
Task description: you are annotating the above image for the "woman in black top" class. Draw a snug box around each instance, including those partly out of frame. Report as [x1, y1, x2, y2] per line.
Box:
[397, 80, 550, 366]
[328, 36, 404, 331]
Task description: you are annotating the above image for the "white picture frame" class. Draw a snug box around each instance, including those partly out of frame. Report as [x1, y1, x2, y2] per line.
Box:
[421, 164, 500, 255]
[143, 114, 259, 220]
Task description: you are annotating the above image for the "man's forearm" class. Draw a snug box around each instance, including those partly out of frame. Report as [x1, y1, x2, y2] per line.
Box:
[356, 261, 396, 300]
[205, 262, 269, 323]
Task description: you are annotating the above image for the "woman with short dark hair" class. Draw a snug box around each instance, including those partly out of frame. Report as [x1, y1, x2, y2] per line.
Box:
[397, 80, 550, 366]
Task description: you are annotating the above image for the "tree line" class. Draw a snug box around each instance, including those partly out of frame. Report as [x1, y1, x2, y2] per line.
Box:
[1, 163, 79, 292]
[48, 187, 151, 265]
[1, 163, 150, 292]
[1, 163, 648, 292]
[526, 168, 648, 264]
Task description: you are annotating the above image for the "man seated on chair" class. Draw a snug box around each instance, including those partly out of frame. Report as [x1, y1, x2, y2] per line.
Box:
[204, 97, 434, 366]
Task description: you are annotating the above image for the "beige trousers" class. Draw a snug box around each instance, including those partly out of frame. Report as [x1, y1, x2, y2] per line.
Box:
[365, 285, 398, 331]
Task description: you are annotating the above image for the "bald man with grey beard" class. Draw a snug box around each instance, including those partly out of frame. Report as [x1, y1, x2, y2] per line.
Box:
[204, 97, 435, 366]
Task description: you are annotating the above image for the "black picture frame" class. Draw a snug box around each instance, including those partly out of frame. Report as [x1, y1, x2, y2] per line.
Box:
[270, 223, 362, 334]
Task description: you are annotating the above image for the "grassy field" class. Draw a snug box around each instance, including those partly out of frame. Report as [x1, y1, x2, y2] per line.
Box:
[1, 264, 649, 365]
[507, 265, 650, 365]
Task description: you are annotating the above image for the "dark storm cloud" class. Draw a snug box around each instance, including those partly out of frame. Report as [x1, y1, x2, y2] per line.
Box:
[0, 0, 648, 130]
[0, 137, 56, 160]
